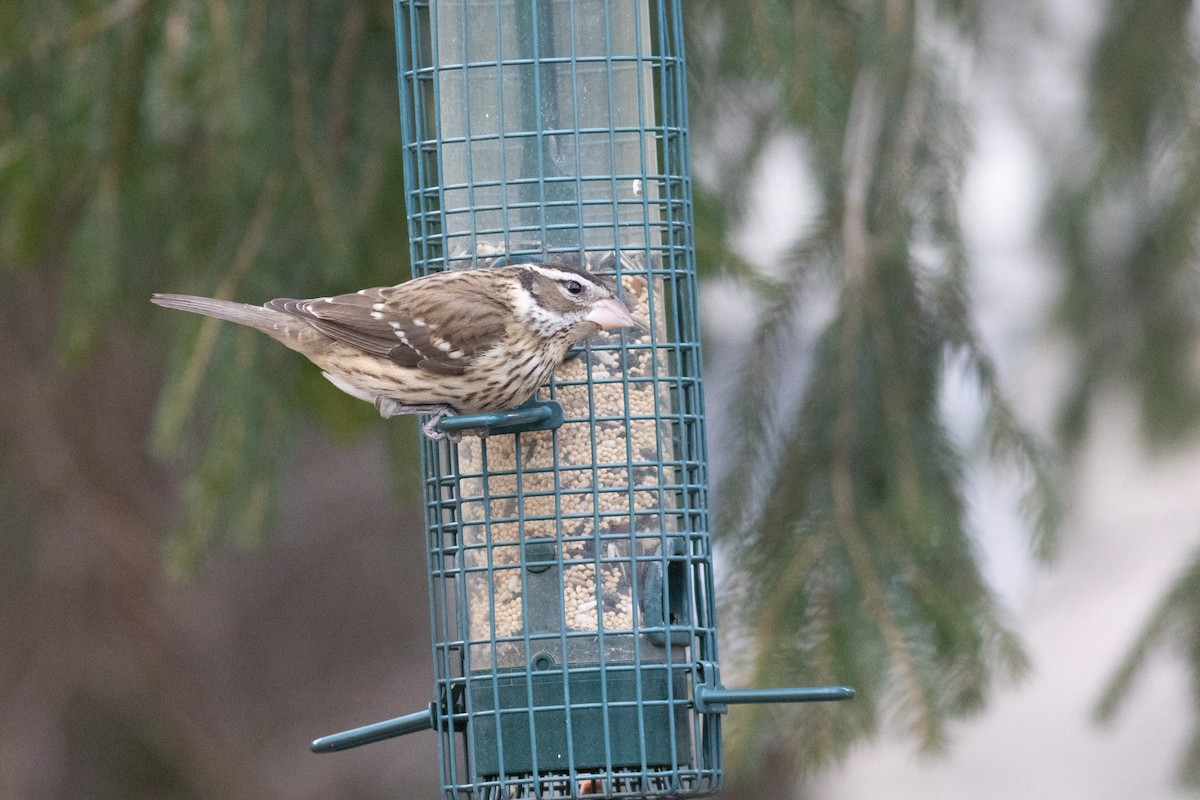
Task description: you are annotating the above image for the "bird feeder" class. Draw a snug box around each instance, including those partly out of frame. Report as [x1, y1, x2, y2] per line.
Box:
[312, 1, 854, 797]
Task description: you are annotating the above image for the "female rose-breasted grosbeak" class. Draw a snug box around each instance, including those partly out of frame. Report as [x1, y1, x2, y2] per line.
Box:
[152, 262, 636, 438]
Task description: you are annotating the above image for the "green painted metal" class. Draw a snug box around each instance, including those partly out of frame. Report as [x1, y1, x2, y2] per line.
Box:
[310, 1, 855, 797]
[311, 706, 436, 753]
[468, 667, 691, 774]
[436, 399, 564, 437]
[693, 686, 857, 715]
[394, 1, 721, 796]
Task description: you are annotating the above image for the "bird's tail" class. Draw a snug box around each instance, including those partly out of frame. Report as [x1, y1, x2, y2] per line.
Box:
[151, 293, 291, 336]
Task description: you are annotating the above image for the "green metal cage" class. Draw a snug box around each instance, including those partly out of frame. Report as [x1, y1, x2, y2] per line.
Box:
[311, 2, 853, 797]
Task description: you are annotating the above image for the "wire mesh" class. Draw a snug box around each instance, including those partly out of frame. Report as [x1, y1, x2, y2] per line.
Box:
[394, 2, 718, 797]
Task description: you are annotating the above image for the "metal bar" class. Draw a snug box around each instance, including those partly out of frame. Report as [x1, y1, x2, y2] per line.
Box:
[693, 685, 856, 715]
[310, 705, 437, 753]
[435, 399, 564, 435]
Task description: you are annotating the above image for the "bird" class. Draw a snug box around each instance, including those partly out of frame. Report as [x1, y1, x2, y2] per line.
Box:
[151, 262, 636, 439]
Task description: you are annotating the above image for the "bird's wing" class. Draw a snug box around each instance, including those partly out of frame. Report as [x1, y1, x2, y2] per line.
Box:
[268, 281, 507, 376]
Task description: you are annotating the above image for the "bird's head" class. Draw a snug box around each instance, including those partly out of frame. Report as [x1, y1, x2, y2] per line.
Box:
[511, 262, 636, 340]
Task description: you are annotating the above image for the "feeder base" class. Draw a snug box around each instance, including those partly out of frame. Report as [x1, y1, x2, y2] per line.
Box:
[467, 665, 691, 776]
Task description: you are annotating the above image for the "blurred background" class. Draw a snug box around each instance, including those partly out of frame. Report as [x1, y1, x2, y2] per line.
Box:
[3, 1, 1199, 798]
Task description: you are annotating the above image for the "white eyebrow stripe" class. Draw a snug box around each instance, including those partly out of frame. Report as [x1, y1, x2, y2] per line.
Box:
[527, 265, 602, 285]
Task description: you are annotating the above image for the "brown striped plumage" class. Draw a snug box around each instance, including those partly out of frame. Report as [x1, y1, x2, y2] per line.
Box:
[151, 262, 635, 438]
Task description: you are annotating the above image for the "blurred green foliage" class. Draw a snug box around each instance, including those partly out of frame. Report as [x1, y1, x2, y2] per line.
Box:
[688, 0, 1056, 773]
[688, 0, 1200, 787]
[1070, 0, 1200, 790]
[1, 0, 416, 571]
[1053, 0, 1200, 447]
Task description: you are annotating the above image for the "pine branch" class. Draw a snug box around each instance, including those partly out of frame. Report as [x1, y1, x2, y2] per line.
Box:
[3, 0, 419, 564]
[1095, 546, 1200, 722]
[705, 0, 1050, 776]
[1047, 0, 1200, 449]
[714, 247, 829, 543]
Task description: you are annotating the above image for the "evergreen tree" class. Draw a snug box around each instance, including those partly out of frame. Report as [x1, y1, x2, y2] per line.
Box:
[1054, 0, 1200, 790]
[687, 0, 1057, 777]
[1, 0, 422, 574]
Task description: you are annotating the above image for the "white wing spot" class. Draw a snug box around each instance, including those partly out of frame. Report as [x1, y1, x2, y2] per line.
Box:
[372, 302, 386, 312]
[449, 350, 464, 359]
[357, 289, 368, 295]
[437, 341, 452, 352]
[389, 321, 401, 329]
[413, 318, 426, 327]
[322, 297, 334, 303]
[370, 310, 383, 320]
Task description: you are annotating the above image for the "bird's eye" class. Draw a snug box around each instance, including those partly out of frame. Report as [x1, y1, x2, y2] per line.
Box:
[564, 280, 584, 295]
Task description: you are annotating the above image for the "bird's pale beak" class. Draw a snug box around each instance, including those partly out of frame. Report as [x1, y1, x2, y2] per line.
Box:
[586, 297, 637, 330]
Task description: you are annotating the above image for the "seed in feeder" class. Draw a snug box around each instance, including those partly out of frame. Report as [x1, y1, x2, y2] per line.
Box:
[448, 248, 684, 651]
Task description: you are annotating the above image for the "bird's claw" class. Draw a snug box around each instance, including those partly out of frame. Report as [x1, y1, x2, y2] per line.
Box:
[375, 397, 494, 443]
[375, 398, 457, 440]
[376, 397, 436, 419]
[421, 418, 491, 443]
[421, 415, 459, 442]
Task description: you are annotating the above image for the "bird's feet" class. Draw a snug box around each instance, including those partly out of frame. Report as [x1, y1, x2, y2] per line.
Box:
[423, 415, 492, 443]
[421, 413, 456, 442]
[373, 398, 492, 442]
[374, 399, 454, 439]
